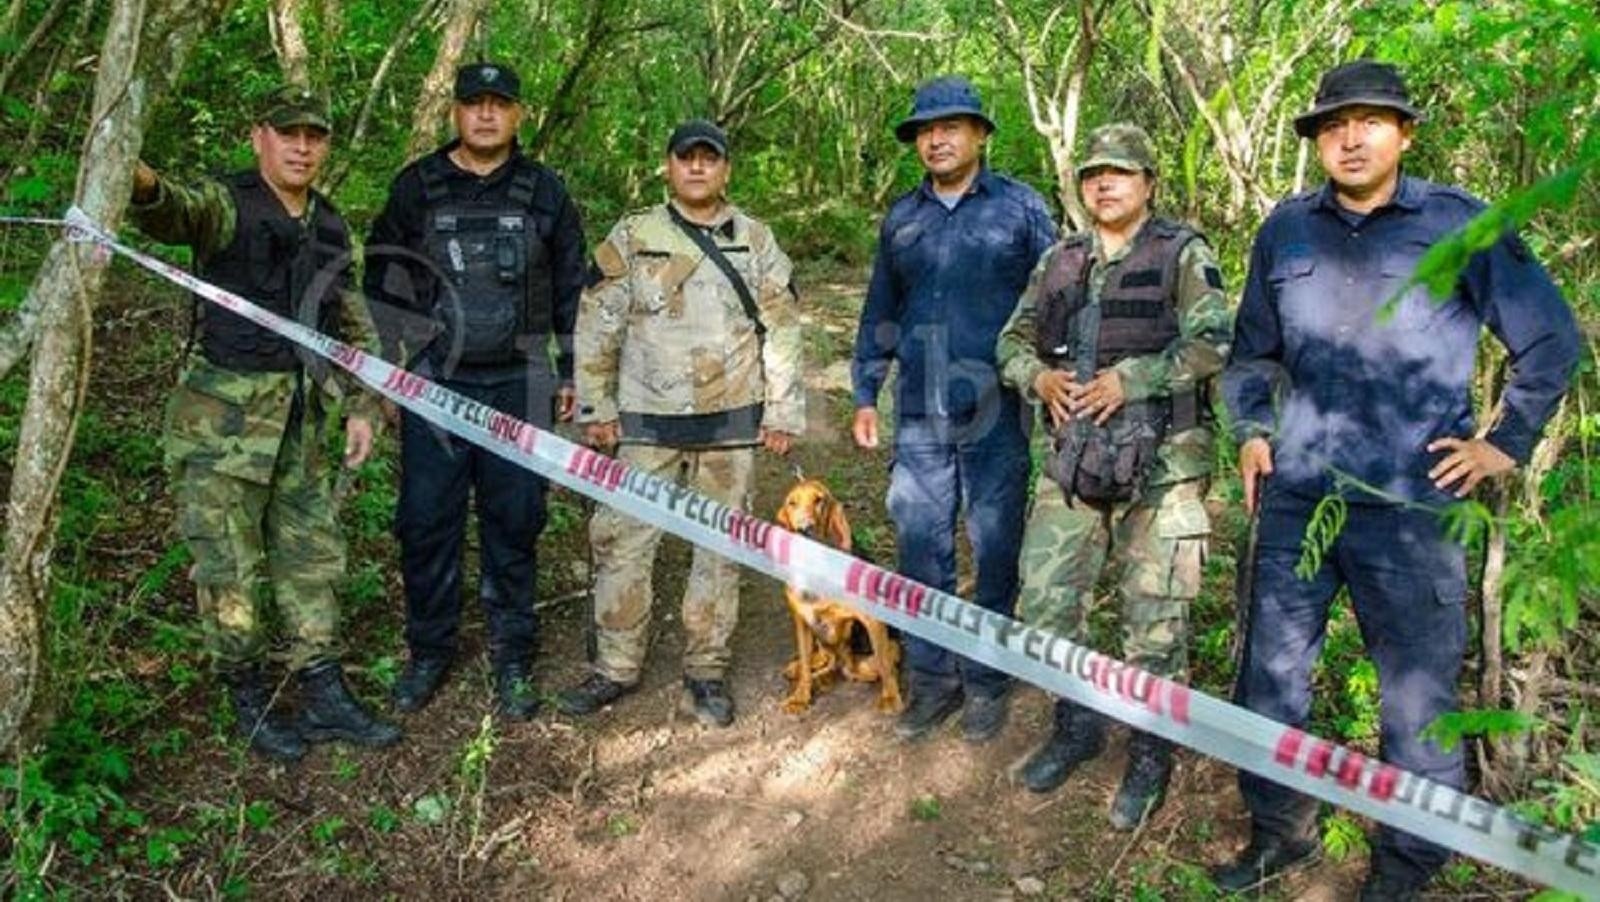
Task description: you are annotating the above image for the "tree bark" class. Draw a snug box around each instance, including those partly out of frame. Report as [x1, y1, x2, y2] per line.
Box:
[404, 0, 489, 163]
[268, 0, 311, 88]
[0, 0, 234, 754]
[994, 0, 1104, 232]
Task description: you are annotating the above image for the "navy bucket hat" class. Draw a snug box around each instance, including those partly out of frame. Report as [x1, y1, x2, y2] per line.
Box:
[1293, 60, 1423, 138]
[894, 76, 996, 143]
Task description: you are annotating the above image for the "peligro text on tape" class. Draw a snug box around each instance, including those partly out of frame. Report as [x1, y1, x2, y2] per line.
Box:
[55, 207, 1600, 897]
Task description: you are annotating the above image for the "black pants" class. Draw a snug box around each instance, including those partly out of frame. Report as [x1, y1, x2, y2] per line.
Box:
[396, 374, 549, 667]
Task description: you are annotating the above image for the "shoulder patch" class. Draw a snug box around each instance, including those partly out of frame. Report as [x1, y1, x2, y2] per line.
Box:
[1204, 265, 1225, 290]
[592, 241, 627, 281]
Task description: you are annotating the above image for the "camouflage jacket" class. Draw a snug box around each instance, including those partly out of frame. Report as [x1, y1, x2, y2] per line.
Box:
[576, 202, 804, 445]
[997, 222, 1232, 485]
[130, 173, 382, 480]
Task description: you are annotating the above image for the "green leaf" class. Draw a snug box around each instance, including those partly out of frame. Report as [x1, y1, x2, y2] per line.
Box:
[244, 800, 273, 830]
[412, 794, 449, 825]
[1421, 709, 1542, 752]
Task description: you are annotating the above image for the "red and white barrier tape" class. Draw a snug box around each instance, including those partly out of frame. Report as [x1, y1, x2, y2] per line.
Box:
[20, 207, 1600, 896]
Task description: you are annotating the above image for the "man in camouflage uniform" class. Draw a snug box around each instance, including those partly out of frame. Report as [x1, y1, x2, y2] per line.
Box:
[128, 86, 402, 762]
[558, 120, 803, 727]
[996, 123, 1230, 828]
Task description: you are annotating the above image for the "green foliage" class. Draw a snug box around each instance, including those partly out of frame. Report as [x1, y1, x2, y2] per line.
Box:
[367, 805, 400, 834]
[1382, 160, 1598, 318]
[1321, 813, 1369, 862]
[606, 811, 639, 838]
[1293, 494, 1347, 581]
[310, 815, 346, 846]
[412, 794, 450, 826]
[909, 794, 942, 822]
[1501, 453, 1600, 652]
[1422, 709, 1543, 753]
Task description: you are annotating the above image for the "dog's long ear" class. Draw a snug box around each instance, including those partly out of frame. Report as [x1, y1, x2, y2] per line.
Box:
[826, 495, 852, 551]
[775, 497, 795, 532]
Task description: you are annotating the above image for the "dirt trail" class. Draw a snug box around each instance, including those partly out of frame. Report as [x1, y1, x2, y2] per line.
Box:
[38, 265, 1395, 900]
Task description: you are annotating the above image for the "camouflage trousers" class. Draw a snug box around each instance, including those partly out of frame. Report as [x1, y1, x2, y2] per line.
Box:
[1015, 477, 1211, 681]
[589, 444, 755, 684]
[169, 397, 346, 672]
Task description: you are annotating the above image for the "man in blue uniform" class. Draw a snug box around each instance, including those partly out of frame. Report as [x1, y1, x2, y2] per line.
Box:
[852, 76, 1057, 742]
[1213, 61, 1581, 899]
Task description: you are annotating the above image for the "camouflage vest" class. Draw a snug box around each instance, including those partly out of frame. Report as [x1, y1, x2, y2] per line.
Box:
[418, 155, 554, 366]
[194, 171, 348, 372]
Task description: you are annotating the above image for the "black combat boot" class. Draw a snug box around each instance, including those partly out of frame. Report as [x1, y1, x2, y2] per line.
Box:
[1021, 698, 1107, 793]
[681, 677, 735, 727]
[1210, 831, 1322, 892]
[223, 666, 306, 762]
[1109, 732, 1173, 830]
[894, 687, 964, 741]
[493, 660, 540, 721]
[556, 673, 636, 715]
[391, 656, 451, 713]
[299, 661, 403, 747]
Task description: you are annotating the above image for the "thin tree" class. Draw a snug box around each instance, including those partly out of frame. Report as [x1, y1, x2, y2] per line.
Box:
[404, 0, 490, 162]
[0, 0, 234, 753]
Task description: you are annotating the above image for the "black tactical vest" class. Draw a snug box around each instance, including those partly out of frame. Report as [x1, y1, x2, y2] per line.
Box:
[1034, 217, 1197, 369]
[419, 156, 554, 366]
[1033, 218, 1204, 504]
[195, 171, 350, 371]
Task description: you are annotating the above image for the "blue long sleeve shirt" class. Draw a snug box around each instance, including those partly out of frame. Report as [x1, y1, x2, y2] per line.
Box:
[852, 168, 1057, 433]
[1222, 175, 1581, 505]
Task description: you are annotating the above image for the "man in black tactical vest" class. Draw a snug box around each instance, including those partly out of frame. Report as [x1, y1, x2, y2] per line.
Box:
[995, 123, 1232, 829]
[129, 85, 402, 762]
[364, 62, 586, 720]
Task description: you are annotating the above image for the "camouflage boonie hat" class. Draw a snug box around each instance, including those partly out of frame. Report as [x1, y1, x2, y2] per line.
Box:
[1076, 123, 1157, 177]
[257, 85, 331, 133]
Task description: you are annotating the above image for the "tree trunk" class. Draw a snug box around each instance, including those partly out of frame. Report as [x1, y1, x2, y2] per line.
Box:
[268, 0, 310, 88]
[0, 0, 234, 754]
[404, 0, 489, 162]
[994, 0, 1101, 232]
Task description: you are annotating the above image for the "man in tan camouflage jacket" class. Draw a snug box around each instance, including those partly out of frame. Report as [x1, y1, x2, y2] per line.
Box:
[558, 119, 804, 727]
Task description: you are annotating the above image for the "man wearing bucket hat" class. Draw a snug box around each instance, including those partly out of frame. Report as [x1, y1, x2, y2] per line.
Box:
[852, 76, 1057, 743]
[996, 122, 1231, 830]
[128, 84, 401, 761]
[1215, 61, 1579, 898]
[364, 62, 586, 721]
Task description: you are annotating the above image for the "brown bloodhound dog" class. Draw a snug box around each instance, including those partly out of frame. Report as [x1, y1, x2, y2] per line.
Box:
[774, 479, 903, 714]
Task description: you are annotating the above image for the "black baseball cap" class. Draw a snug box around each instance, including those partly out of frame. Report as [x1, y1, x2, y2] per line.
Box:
[667, 119, 729, 158]
[454, 62, 521, 102]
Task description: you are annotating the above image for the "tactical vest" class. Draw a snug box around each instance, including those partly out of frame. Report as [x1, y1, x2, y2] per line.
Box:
[194, 171, 349, 371]
[1034, 218, 1204, 504]
[1034, 217, 1196, 370]
[419, 155, 553, 366]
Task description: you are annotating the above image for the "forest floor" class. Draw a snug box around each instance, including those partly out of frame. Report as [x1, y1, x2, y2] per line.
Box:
[5, 257, 1523, 900]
